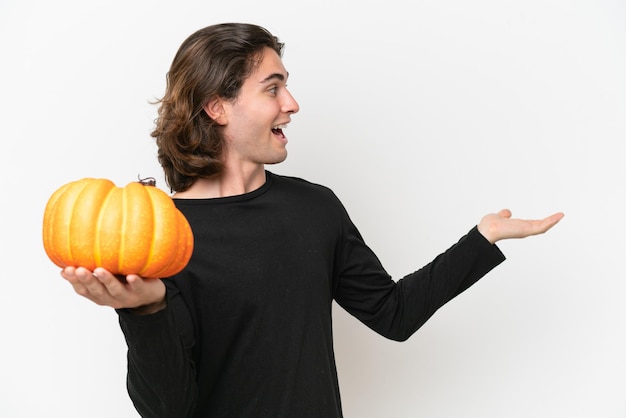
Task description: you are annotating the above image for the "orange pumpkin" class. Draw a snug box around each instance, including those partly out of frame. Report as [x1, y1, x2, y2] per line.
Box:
[42, 177, 194, 279]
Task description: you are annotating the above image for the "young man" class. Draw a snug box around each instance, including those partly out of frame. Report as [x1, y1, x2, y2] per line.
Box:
[61, 23, 563, 417]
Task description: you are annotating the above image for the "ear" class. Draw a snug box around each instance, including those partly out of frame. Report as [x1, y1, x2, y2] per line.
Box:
[203, 96, 227, 125]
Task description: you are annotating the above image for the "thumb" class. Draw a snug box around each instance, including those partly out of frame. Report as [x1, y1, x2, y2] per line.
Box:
[497, 208, 512, 219]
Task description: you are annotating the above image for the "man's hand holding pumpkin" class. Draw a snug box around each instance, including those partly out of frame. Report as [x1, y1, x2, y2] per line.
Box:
[61, 267, 167, 314]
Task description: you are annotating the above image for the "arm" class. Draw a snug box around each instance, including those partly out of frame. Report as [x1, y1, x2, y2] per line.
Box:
[117, 280, 197, 418]
[335, 225, 505, 341]
[334, 209, 563, 342]
[61, 268, 197, 417]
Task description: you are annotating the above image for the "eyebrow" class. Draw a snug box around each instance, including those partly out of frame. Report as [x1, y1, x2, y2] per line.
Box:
[259, 72, 289, 84]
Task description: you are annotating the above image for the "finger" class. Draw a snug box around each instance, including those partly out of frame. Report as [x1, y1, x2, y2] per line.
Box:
[538, 212, 565, 233]
[62, 266, 108, 302]
[61, 266, 89, 295]
[497, 208, 512, 219]
[549, 212, 565, 223]
[60, 266, 75, 282]
[125, 275, 167, 312]
[521, 212, 564, 237]
[76, 267, 115, 303]
[125, 274, 144, 287]
[125, 274, 162, 298]
[92, 268, 136, 302]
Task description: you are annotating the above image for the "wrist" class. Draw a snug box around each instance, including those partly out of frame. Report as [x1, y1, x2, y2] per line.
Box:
[129, 297, 167, 315]
[477, 221, 497, 244]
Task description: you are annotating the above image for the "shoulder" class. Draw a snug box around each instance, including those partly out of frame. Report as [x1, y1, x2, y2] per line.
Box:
[268, 171, 345, 209]
[268, 171, 335, 196]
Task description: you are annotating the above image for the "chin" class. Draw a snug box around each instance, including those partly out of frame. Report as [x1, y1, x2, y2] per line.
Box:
[266, 151, 288, 165]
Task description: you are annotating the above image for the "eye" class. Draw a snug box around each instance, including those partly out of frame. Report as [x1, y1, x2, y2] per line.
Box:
[268, 86, 278, 95]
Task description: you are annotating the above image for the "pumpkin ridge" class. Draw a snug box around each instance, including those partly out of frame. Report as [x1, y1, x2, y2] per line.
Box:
[93, 185, 116, 268]
[72, 178, 115, 270]
[118, 184, 129, 274]
[43, 181, 74, 267]
[152, 209, 194, 278]
[119, 182, 154, 275]
[66, 179, 93, 266]
[139, 185, 179, 277]
[139, 185, 159, 276]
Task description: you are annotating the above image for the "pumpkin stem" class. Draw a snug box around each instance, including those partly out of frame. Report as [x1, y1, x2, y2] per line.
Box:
[137, 175, 157, 187]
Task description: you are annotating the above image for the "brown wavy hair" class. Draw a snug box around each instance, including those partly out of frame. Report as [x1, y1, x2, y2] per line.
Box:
[151, 23, 284, 192]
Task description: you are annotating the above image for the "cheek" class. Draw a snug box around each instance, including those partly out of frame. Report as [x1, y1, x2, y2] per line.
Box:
[225, 103, 277, 141]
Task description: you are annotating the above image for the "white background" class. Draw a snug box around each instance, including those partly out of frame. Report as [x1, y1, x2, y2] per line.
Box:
[1, 0, 625, 417]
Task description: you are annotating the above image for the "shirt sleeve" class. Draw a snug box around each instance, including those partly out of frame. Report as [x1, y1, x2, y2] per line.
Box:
[116, 280, 197, 418]
[333, 213, 506, 341]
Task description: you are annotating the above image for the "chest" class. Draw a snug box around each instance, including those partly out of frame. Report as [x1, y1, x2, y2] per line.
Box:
[181, 200, 340, 318]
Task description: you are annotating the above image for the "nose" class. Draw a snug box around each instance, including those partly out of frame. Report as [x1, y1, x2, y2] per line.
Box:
[282, 89, 300, 114]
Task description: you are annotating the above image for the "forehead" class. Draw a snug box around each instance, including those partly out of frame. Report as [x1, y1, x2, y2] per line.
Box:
[249, 47, 289, 83]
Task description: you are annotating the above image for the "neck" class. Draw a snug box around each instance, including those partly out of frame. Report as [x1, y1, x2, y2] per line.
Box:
[174, 165, 266, 199]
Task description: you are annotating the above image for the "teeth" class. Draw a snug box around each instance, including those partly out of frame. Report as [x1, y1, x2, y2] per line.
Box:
[273, 124, 286, 130]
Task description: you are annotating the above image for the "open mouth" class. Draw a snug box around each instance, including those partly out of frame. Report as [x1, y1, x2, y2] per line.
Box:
[272, 125, 286, 138]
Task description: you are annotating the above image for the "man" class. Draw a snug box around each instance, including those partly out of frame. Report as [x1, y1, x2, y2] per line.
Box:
[61, 23, 563, 417]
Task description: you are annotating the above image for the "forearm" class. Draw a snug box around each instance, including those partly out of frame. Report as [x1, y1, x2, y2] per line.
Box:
[396, 226, 506, 337]
[117, 286, 197, 418]
[337, 226, 505, 342]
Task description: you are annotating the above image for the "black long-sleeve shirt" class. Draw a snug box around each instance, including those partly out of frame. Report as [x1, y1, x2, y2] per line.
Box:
[118, 171, 505, 417]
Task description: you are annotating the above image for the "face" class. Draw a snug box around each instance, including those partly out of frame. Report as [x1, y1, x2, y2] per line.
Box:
[209, 47, 300, 171]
